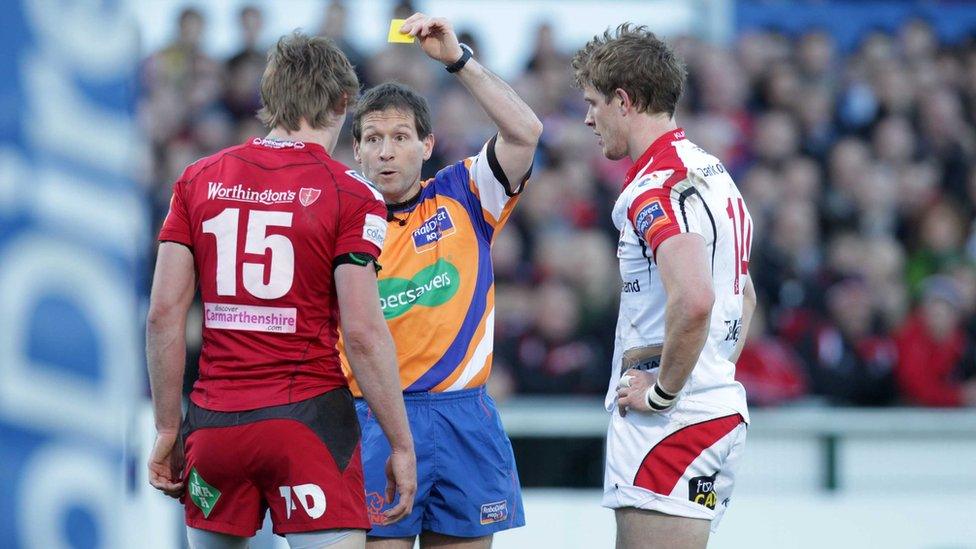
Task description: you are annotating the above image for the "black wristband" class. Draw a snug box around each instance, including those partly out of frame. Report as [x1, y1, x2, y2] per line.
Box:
[647, 397, 672, 411]
[445, 43, 473, 73]
[645, 382, 678, 410]
[654, 382, 678, 401]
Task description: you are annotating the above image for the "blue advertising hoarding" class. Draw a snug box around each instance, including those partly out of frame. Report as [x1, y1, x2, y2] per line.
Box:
[0, 1, 145, 547]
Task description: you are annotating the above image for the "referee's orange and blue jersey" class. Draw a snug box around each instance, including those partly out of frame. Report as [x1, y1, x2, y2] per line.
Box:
[340, 136, 526, 395]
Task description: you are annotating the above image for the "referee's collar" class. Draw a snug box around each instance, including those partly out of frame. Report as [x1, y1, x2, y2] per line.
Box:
[386, 186, 423, 220]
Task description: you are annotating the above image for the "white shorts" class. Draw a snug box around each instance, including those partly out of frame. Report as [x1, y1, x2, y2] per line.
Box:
[603, 399, 747, 533]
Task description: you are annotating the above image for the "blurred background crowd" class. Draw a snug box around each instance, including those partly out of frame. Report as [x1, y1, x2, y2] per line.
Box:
[141, 1, 976, 409]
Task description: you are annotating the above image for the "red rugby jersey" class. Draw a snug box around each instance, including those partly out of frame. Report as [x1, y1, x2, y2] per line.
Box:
[159, 137, 387, 412]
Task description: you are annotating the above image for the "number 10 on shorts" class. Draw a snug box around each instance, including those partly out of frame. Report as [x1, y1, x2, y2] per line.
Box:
[278, 484, 327, 520]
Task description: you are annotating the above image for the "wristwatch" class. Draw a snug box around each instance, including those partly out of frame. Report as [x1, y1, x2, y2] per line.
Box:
[445, 43, 473, 73]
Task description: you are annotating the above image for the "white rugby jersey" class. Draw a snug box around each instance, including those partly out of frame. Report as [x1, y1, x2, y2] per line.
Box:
[607, 128, 750, 421]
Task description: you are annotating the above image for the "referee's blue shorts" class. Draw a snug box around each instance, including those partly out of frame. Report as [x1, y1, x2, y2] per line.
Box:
[355, 386, 525, 538]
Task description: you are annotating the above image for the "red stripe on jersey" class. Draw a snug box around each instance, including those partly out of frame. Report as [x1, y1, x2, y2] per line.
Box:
[623, 128, 687, 189]
[633, 414, 743, 495]
[624, 128, 692, 257]
[659, 169, 687, 191]
[648, 225, 682, 258]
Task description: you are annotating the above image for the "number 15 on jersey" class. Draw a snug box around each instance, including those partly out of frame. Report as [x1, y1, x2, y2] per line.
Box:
[202, 207, 296, 300]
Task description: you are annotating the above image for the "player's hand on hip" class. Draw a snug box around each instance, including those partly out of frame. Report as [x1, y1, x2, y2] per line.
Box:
[616, 369, 656, 416]
[399, 13, 463, 65]
[382, 446, 417, 525]
[148, 431, 185, 498]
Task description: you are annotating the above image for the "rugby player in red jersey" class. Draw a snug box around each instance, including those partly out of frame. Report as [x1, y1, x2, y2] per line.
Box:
[146, 32, 415, 549]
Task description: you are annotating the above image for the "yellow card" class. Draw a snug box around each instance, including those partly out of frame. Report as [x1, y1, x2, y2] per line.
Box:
[387, 19, 415, 43]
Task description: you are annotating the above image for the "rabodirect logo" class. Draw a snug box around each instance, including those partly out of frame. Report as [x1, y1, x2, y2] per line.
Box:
[378, 259, 460, 319]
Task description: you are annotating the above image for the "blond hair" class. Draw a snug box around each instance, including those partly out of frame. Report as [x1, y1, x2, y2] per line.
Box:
[572, 24, 686, 116]
[258, 32, 359, 131]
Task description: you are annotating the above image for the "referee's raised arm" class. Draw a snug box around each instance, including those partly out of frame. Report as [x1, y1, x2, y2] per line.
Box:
[398, 13, 543, 184]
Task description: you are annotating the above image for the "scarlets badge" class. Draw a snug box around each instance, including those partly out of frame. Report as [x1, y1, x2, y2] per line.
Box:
[299, 187, 321, 206]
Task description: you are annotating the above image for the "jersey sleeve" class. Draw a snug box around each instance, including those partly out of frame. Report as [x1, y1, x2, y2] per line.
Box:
[334, 181, 388, 260]
[627, 170, 705, 259]
[158, 180, 193, 247]
[466, 134, 532, 231]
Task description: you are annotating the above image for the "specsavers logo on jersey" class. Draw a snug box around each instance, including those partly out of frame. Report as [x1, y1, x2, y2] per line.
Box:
[378, 259, 459, 319]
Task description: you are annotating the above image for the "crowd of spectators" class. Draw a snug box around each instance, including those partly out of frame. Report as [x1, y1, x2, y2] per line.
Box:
[142, 2, 976, 408]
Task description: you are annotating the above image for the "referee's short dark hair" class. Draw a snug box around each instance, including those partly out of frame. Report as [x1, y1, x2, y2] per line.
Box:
[352, 82, 433, 142]
[572, 23, 687, 117]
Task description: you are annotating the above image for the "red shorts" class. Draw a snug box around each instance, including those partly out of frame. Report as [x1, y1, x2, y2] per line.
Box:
[180, 388, 369, 537]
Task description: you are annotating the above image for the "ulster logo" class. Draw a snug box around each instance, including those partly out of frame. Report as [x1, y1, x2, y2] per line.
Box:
[299, 187, 321, 206]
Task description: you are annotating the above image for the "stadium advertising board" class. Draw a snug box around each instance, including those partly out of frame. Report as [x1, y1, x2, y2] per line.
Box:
[0, 2, 144, 547]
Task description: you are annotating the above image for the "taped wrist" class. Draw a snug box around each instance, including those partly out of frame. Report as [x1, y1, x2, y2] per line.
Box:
[334, 252, 381, 273]
[645, 382, 678, 411]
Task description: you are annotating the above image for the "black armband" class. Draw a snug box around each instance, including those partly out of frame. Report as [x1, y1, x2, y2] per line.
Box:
[334, 252, 381, 273]
[486, 134, 533, 197]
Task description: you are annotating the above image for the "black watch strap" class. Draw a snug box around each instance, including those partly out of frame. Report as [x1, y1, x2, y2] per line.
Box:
[446, 43, 473, 73]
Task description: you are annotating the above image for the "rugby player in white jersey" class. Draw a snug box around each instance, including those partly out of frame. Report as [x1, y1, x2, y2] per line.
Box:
[573, 25, 756, 549]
